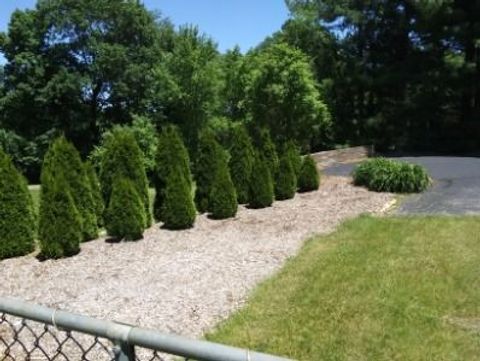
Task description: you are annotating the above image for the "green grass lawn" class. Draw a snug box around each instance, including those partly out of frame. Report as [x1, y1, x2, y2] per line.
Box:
[207, 216, 480, 361]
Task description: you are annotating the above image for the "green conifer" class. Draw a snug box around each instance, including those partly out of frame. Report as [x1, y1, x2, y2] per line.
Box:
[285, 141, 302, 177]
[99, 129, 151, 227]
[154, 125, 192, 221]
[275, 152, 297, 200]
[229, 124, 254, 204]
[105, 178, 145, 241]
[85, 162, 104, 227]
[162, 167, 196, 230]
[298, 155, 320, 192]
[209, 153, 238, 219]
[0, 149, 36, 260]
[249, 154, 274, 209]
[38, 175, 82, 259]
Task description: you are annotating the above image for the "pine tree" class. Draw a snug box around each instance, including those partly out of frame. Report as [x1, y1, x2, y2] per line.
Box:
[285, 140, 302, 177]
[209, 153, 238, 219]
[85, 161, 104, 227]
[105, 178, 145, 241]
[275, 152, 297, 200]
[41, 137, 97, 241]
[38, 175, 82, 259]
[0, 149, 35, 260]
[194, 130, 224, 213]
[298, 155, 320, 192]
[229, 124, 254, 204]
[248, 154, 274, 209]
[154, 125, 192, 222]
[99, 129, 151, 227]
[162, 167, 196, 230]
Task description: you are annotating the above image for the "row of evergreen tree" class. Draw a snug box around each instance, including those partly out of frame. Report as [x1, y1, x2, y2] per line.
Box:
[0, 125, 319, 260]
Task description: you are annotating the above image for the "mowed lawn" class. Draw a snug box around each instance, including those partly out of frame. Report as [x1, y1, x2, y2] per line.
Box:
[207, 216, 480, 360]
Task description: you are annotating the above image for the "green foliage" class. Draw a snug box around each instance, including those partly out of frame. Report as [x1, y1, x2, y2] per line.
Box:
[248, 154, 274, 209]
[90, 115, 158, 175]
[99, 129, 151, 226]
[153, 125, 192, 221]
[209, 155, 238, 219]
[41, 137, 98, 241]
[229, 124, 255, 204]
[285, 141, 302, 177]
[105, 178, 145, 241]
[275, 152, 297, 200]
[38, 175, 82, 260]
[253, 128, 279, 184]
[0, 149, 35, 260]
[247, 43, 332, 148]
[85, 161, 104, 227]
[298, 155, 320, 192]
[194, 130, 225, 213]
[162, 167, 196, 230]
[353, 158, 430, 193]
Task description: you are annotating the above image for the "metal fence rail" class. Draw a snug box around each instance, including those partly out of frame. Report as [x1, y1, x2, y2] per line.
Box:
[0, 297, 292, 361]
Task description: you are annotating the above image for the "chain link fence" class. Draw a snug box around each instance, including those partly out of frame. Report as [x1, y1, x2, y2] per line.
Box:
[0, 298, 291, 361]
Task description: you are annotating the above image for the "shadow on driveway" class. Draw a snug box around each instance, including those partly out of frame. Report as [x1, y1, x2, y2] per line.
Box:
[324, 156, 480, 215]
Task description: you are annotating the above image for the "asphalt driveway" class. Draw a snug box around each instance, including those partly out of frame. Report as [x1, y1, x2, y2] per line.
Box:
[324, 156, 480, 214]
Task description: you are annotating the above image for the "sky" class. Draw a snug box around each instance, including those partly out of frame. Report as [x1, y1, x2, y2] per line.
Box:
[0, 0, 290, 64]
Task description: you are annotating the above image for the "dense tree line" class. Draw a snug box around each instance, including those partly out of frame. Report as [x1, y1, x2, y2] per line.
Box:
[1, 0, 478, 184]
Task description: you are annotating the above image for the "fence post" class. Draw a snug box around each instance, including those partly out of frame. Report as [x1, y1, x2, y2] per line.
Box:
[113, 341, 135, 361]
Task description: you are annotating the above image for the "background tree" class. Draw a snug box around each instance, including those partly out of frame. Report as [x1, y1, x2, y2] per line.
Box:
[0, 149, 35, 260]
[153, 125, 192, 221]
[229, 124, 255, 204]
[99, 129, 150, 226]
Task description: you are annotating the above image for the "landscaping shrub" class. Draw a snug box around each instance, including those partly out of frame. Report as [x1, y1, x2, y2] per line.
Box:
[298, 155, 320, 192]
[194, 130, 225, 213]
[162, 167, 196, 230]
[353, 158, 430, 193]
[105, 178, 145, 241]
[209, 154, 238, 219]
[256, 128, 279, 183]
[248, 154, 274, 209]
[85, 161, 104, 227]
[154, 125, 192, 222]
[41, 136, 97, 241]
[99, 129, 151, 226]
[275, 152, 297, 200]
[229, 124, 254, 204]
[0, 149, 35, 260]
[38, 175, 82, 259]
[285, 141, 302, 177]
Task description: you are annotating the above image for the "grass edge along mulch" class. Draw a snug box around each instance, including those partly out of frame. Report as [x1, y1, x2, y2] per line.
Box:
[206, 215, 480, 361]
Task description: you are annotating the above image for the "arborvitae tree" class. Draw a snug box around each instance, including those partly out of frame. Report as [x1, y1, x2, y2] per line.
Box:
[248, 154, 274, 209]
[105, 178, 145, 241]
[254, 128, 279, 183]
[99, 129, 151, 227]
[194, 130, 224, 213]
[209, 152, 238, 219]
[162, 167, 196, 230]
[154, 125, 192, 222]
[42, 137, 97, 241]
[285, 140, 302, 177]
[275, 152, 297, 200]
[38, 175, 82, 259]
[0, 149, 35, 260]
[85, 161, 104, 227]
[229, 124, 254, 204]
[298, 155, 320, 192]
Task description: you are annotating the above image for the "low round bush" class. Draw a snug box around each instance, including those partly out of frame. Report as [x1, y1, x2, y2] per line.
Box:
[209, 156, 238, 219]
[353, 158, 430, 193]
[248, 154, 274, 209]
[105, 178, 145, 241]
[298, 155, 320, 192]
[0, 149, 36, 260]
